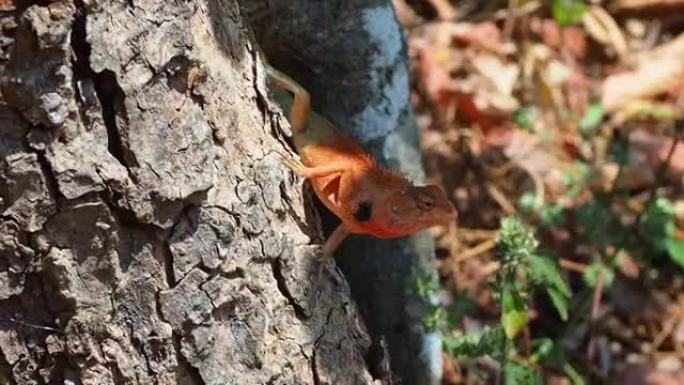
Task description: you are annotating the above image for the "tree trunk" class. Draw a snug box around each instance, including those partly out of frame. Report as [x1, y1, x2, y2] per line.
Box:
[242, 2, 442, 384]
[0, 1, 374, 384]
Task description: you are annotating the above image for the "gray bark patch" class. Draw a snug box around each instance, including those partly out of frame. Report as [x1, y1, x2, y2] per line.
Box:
[0, 0, 375, 383]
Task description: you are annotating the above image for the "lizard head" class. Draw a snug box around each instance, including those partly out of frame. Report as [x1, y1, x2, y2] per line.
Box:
[351, 183, 457, 238]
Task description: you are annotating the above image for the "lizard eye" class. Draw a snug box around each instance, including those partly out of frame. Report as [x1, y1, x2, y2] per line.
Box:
[354, 201, 372, 222]
[417, 195, 435, 211]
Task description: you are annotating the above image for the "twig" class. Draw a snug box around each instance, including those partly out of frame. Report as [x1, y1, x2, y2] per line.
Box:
[454, 238, 497, 262]
[517, 160, 545, 206]
[638, 134, 681, 223]
[486, 182, 517, 214]
[659, 136, 681, 182]
[392, 0, 423, 28]
[457, 227, 498, 239]
[587, 262, 605, 362]
[427, 0, 457, 20]
[559, 258, 588, 273]
[502, 0, 517, 42]
[492, 1, 541, 20]
[651, 315, 678, 353]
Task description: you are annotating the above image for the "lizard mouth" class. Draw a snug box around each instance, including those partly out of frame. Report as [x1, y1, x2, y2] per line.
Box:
[444, 209, 458, 223]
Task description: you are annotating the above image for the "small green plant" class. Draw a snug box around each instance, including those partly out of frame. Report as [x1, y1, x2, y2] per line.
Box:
[579, 102, 604, 136]
[493, 218, 570, 338]
[513, 107, 535, 131]
[640, 198, 684, 268]
[409, 269, 446, 331]
[551, 0, 586, 27]
[442, 217, 579, 384]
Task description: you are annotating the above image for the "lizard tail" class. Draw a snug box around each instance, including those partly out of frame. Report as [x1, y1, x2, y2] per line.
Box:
[265, 65, 311, 135]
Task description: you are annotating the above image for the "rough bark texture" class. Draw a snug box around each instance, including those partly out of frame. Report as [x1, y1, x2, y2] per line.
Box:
[0, 1, 375, 384]
[242, 1, 442, 384]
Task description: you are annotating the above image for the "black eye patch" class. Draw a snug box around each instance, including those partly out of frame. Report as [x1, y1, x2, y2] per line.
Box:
[354, 201, 372, 222]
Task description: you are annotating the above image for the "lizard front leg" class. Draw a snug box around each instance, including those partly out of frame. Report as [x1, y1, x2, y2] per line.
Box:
[322, 224, 350, 256]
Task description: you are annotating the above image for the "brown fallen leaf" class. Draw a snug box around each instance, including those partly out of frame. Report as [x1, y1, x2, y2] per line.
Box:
[673, 317, 684, 344]
[564, 67, 592, 116]
[590, 162, 656, 191]
[645, 370, 684, 385]
[441, 352, 461, 385]
[613, 0, 684, 12]
[448, 22, 505, 54]
[530, 18, 588, 60]
[428, 0, 457, 20]
[0, 0, 14, 12]
[469, 52, 520, 113]
[629, 129, 684, 183]
[455, 94, 496, 132]
[582, 5, 629, 59]
[392, 0, 422, 28]
[615, 365, 684, 385]
[602, 32, 684, 111]
[417, 46, 457, 107]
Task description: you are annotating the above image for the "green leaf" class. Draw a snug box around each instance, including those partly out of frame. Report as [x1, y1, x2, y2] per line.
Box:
[609, 138, 630, 166]
[563, 161, 590, 199]
[410, 269, 440, 297]
[665, 237, 684, 268]
[529, 254, 570, 296]
[576, 200, 622, 247]
[504, 362, 540, 385]
[496, 217, 538, 265]
[445, 294, 477, 326]
[640, 198, 676, 252]
[477, 327, 507, 362]
[583, 262, 614, 289]
[519, 192, 543, 213]
[579, 102, 604, 136]
[424, 303, 446, 331]
[442, 333, 480, 358]
[552, 0, 586, 27]
[502, 286, 527, 339]
[563, 363, 585, 385]
[442, 327, 507, 362]
[530, 338, 554, 362]
[538, 203, 565, 226]
[547, 287, 569, 321]
[513, 108, 534, 131]
[528, 254, 570, 320]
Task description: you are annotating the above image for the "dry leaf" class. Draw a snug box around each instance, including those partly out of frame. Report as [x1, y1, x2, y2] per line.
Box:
[455, 94, 497, 131]
[630, 129, 684, 183]
[582, 5, 629, 59]
[448, 22, 505, 54]
[417, 47, 456, 106]
[427, 0, 457, 20]
[470, 53, 520, 113]
[602, 33, 684, 111]
[531, 18, 588, 59]
[613, 0, 684, 12]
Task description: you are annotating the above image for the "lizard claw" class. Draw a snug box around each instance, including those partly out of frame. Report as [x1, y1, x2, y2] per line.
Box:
[274, 149, 306, 176]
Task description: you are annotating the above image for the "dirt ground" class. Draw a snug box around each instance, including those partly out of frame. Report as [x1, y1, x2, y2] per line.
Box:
[394, 0, 684, 383]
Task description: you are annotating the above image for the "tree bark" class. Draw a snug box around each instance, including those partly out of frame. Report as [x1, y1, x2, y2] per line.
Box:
[242, 2, 442, 384]
[0, 1, 374, 384]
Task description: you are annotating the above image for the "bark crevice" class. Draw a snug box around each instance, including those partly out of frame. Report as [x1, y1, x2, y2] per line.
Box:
[270, 258, 309, 320]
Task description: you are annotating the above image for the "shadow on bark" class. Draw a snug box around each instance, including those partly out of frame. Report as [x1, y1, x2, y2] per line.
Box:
[240, 1, 442, 384]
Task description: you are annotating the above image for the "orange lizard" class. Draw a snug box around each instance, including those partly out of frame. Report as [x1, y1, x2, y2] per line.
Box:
[267, 65, 457, 254]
